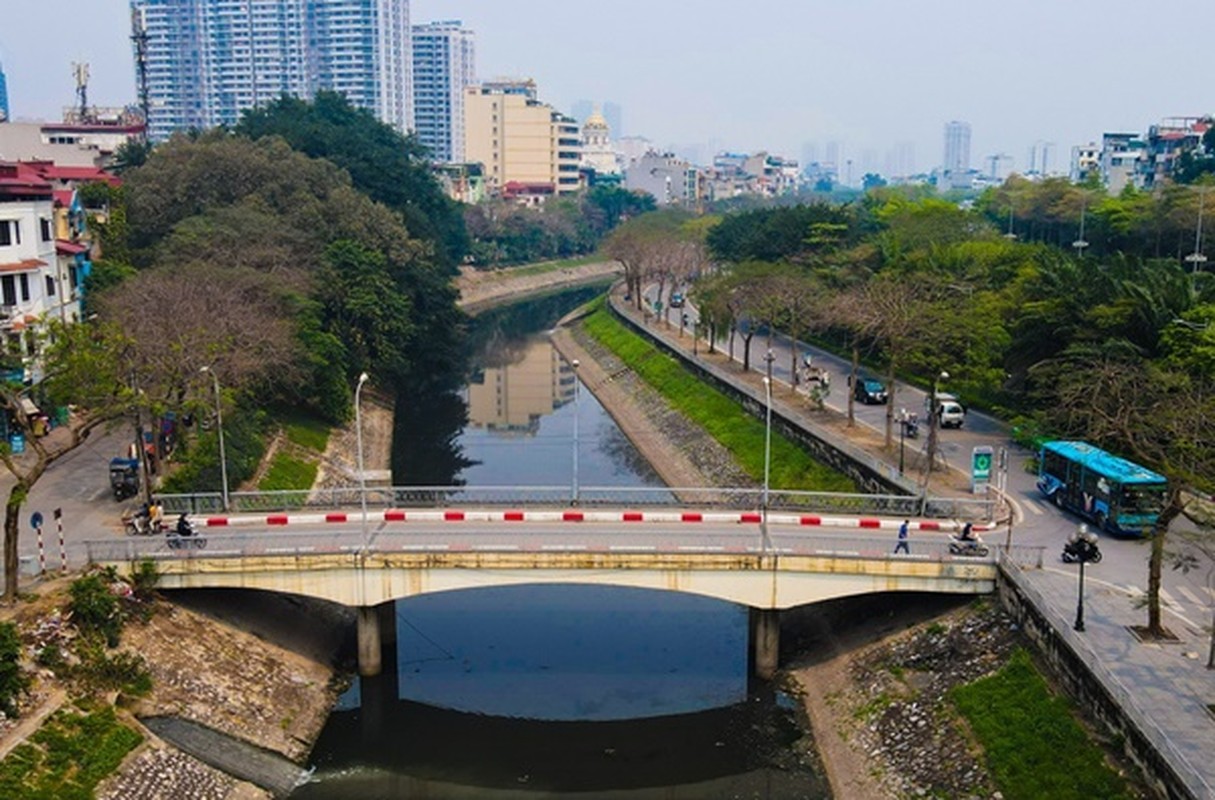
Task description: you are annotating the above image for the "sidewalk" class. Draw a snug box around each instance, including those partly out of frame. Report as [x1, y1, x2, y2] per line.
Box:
[603, 287, 1215, 799]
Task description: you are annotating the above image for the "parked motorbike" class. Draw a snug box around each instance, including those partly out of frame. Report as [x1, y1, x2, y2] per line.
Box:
[902, 414, 920, 439]
[948, 534, 989, 557]
[1061, 539, 1102, 564]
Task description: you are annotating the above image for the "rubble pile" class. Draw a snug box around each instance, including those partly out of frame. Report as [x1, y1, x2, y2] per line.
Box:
[846, 603, 1021, 798]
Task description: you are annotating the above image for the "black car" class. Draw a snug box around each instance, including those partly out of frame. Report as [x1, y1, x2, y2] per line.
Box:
[853, 377, 888, 405]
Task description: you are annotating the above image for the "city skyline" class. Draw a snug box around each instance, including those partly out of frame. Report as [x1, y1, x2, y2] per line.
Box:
[1, 0, 1211, 177]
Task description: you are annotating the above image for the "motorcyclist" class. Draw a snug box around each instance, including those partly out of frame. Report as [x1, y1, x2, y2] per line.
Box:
[959, 522, 976, 541]
[176, 513, 192, 537]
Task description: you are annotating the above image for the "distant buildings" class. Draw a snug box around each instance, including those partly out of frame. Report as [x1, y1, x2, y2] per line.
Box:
[131, 0, 413, 141]
[0, 58, 8, 122]
[1067, 117, 1211, 193]
[463, 79, 582, 197]
[942, 121, 972, 189]
[412, 20, 475, 163]
[579, 106, 621, 178]
[0, 112, 145, 168]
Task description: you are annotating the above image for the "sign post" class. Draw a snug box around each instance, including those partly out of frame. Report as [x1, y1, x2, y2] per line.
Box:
[971, 446, 993, 495]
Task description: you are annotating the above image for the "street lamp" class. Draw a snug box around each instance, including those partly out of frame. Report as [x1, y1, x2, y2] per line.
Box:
[1072, 196, 1090, 257]
[199, 366, 228, 512]
[1069, 523, 1101, 631]
[355, 372, 370, 538]
[925, 370, 949, 482]
[762, 375, 773, 515]
[571, 358, 580, 505]
[1185, 186, 1208, 275]
[898, 407, 907, 476]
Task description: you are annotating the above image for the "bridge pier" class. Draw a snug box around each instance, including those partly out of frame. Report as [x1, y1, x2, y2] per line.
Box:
[750, 608, 781, 680]
[357, 606, 382, 677]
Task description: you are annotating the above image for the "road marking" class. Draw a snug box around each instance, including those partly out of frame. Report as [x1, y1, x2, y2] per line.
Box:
[609, 545, 656, 551]
[400, 544, 448, 551]
[265, 546, 313, 554]
[1025, 500, 1044, 516]
[1177, 586, 1203, 605]
[1159, 588, 1183, 610]
[541, 544, 586, 551]
[680, 545, 723, 551]
[473, 544, 517, 551]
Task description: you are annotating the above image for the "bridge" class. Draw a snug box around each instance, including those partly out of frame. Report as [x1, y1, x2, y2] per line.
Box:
[86, 511, 1040, 679]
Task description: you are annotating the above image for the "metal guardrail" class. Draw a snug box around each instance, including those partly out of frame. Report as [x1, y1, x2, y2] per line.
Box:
[84, 529, 1037, 568]
[155, 486, 995, 520]
[1001, 560, 1212, 800]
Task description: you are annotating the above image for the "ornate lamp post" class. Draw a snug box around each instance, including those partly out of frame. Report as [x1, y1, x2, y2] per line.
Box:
[762, 349, 775, 514]
[1069, 523, 1101, 632]
[199, 366, 228, 512]
[355, 372, 370, 538]
[898, 407, 907, 476]
[571, 358, 580, 506]
[925, 370, 949, 483]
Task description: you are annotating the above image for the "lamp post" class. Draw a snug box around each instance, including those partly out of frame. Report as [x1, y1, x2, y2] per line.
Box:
[1072, 196, 1089, 258]
[1069, 523, 1101, 632]
[1186, 186, 1208, 275]
[762, 348, 775, 513]
[925, 370, 949, 483]
[355, 372, 369, 538]
[898, 407, 907, 476]
[571, 359, 580, 505]
[199, 366, 228, 512]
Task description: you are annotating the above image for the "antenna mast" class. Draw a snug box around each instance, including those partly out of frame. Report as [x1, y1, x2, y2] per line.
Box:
[72, 62, 90, 123]
[131, 7, 151, 136]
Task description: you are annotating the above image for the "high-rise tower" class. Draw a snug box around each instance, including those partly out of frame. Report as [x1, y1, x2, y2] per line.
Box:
[411, 20, 475, 163]
[130, 0, 412, 141]
[0, 56, 10, 122]
[943, 120, 972, 176]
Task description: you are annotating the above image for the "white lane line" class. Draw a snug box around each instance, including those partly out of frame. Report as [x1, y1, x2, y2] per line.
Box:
[680, 545, 724, 551]
[1025, 500, 1045, 516]
[474, 544, 517, 551]
[610, 545, 656, 551]
[1177, 586, 1203, 605]
[400, 544, 449, 551]
[265, 546, 314, 554]
[541, 544, 587, 551]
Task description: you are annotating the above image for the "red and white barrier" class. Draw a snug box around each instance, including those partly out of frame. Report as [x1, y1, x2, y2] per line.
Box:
[196, 509, 992, 532]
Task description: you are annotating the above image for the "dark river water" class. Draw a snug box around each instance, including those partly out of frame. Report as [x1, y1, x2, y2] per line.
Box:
[292, 288, 829, 798]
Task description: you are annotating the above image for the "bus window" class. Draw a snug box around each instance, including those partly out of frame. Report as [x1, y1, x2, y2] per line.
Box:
[1120, 485, 1166, 515]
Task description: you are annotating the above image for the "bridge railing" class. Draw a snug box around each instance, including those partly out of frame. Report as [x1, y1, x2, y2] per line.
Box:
[84, 529, 1038, 568]
[155, 486, 995, 520]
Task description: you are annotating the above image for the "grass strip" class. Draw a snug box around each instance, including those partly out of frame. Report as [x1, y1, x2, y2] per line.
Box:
[951, 649, 1133, 800]
[258, 452, 319, 491]
[583, 303, 855, 492]
[281, 411, 331, 452]
[0, 703, 143, 800]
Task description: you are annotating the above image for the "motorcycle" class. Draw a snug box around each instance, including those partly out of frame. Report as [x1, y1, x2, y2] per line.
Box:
[901, 414, 920, 439]
[167, 515, 207, 550]
[948, 534, 989, 557]
[123, 512, 165, 536]
[1061, 539, 1102, 564]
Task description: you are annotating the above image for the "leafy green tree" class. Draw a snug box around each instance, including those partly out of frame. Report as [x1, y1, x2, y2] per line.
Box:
[69, 572, 124, 647]
[236, 91, 467, 268]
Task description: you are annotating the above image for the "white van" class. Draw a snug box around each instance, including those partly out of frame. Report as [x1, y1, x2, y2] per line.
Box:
[925, 392, 965, 428]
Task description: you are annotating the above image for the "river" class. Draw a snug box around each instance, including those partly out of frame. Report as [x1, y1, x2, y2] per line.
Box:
[292, 288, 828, 798]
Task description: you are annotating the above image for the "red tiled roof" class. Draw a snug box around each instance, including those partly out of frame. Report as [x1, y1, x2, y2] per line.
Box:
[53, 189, 74, 207]
[0, 259, 47, 273]
[55, 240, 89, 255]
[19, 161, 120, 187]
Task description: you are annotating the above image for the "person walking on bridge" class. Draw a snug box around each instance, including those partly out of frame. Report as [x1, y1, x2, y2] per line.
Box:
[894, 519, 910, 555]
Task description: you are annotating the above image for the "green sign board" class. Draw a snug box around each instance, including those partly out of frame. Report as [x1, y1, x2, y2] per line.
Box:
[972, 446, 993, 493]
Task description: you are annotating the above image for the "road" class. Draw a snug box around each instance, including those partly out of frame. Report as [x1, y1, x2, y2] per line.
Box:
[646, 284, 1215, 633]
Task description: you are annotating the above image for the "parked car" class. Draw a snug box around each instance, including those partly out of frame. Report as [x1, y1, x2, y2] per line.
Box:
[669, 291, 684, 308]
[925, 392, 966, 428]
[853, 377, 888, 405]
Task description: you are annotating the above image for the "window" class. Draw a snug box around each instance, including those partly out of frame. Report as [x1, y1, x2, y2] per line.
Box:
[40, 219, 52, 242]
[1, 276, 14, 306]
[0, 220, 20, 247]
[46, 276, 56, 297]
[19, 274, 29, 302]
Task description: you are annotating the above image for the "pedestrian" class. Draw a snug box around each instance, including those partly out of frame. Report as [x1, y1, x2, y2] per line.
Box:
[894, 519, 910, 554]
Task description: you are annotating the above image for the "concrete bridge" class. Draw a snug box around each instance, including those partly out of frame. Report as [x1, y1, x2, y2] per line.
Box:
[87, 522, 1035, 679]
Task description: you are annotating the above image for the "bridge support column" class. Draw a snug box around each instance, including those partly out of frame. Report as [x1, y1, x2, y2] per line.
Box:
[750, 608, 780, 681]
[357, 606, 382, 677]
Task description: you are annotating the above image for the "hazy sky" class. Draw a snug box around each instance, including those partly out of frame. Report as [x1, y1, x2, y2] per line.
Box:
[2, 0, 1211, 178]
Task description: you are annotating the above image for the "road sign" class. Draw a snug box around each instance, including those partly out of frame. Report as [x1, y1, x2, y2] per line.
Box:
[30, 511, 43, 530]
[972, 446, 994, 494]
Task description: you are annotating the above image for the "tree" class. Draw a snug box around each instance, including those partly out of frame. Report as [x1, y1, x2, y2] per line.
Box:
[0, 621, 29, 716]
[1033, 343, 1215, 638]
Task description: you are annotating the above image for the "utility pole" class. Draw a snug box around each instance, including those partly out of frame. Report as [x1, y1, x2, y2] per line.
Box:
[131, 7, 151, 136]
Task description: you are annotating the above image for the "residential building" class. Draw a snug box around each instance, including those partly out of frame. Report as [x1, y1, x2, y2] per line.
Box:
[0, 57, 9, 122]
[943, 120, 971, 188]
[0, 111, 146, 168]
[463, 79, 582, 196]
[1099, 133, 1146, 193]
[412, 19, 475, 163]
[624, 152, 696, 206]
[1070, 142, 1100, 183]
[131, 0, 413, 141]
[1142, 116, 1210, 188]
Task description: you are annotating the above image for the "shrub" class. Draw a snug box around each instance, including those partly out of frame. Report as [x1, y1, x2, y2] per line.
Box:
[68, 572, 124, 648]
[0, 621, 31, 717]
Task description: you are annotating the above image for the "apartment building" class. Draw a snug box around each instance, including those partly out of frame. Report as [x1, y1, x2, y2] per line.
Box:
[412, 20, 475, 163]
[132, 0, 412, 141]
[463, 79, 581, 196]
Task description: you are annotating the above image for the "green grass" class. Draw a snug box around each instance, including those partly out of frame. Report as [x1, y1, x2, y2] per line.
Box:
[0, 703, 143, 800]
[488, 255, 604, 279]
[951, 649, 1133, 800]
[258, 452, 319, 491]
[281, 412, 331, 453]
[582, 303, 855, 492]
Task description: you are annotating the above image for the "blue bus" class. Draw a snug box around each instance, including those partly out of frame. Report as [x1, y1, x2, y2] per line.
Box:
[1036, 440, 1168, 536]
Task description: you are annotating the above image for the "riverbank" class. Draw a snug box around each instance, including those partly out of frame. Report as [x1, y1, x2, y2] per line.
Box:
[455, 260, 622, 315]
